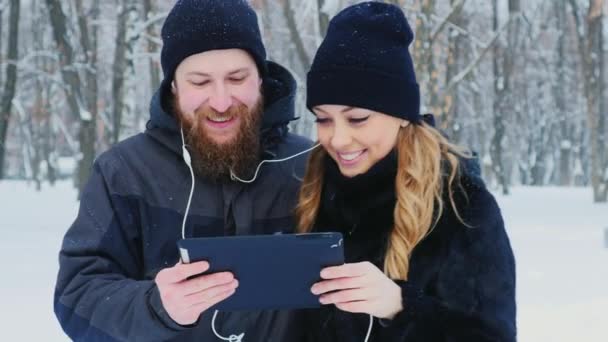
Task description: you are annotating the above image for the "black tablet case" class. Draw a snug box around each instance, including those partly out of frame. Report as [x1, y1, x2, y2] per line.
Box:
[176, 232, 344, 311]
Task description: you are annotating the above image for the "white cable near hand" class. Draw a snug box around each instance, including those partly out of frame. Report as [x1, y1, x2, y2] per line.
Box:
[364, 314, 373, 342]
[180, 128, 321, 341]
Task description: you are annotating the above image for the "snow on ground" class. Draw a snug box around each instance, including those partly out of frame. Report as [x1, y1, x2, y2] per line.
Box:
[1, 181, 78, 342]
[1, 181, 606, 341]
[495, 187, 608, 342]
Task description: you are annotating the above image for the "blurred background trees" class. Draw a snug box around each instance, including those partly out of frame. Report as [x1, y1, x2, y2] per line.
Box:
[0, 0, 606, 201]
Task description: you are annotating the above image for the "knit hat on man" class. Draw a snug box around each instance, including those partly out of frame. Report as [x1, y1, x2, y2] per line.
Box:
[160, 0, 267, 96]
[307, 1, 421, 123]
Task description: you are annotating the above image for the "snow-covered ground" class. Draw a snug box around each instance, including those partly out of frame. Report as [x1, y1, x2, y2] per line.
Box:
[1, 181, 606, 341]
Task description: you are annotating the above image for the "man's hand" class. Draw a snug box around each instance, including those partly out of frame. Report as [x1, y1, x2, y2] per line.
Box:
[155, 261, 238, 325]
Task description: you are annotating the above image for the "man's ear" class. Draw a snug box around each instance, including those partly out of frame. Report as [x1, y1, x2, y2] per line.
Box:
[171, 81, 177, 94]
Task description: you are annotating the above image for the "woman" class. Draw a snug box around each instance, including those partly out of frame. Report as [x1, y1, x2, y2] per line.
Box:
[295, 2, 516, 341]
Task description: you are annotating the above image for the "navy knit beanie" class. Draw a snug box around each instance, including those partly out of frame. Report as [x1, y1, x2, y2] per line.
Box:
[160, 0, 267, 95]
[307, 1, 421, 123]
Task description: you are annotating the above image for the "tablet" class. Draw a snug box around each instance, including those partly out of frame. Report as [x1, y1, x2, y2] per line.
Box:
[176, 232, 344, 311]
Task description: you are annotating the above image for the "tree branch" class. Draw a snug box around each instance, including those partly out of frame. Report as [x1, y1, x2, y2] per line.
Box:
[430, 0, 466, 44]
[446, 14, 515, 91]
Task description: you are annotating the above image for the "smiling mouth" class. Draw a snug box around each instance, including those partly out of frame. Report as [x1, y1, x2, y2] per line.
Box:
[338, 151, 364, 161]
[207, 115, 235, 123]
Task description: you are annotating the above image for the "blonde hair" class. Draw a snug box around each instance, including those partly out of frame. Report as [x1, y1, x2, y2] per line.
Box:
[296, 122, 470, 280]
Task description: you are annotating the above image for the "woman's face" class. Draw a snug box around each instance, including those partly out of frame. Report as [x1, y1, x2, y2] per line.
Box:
[314, 105, 407, 177]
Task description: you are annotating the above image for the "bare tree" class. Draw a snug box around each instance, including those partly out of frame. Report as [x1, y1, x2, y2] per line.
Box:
[555, 0, 575, 186]
[143, 0, 161, 93]
[75, 0, 98, 190]
[442, 0, 467, 142]
[283, 0, 312, 69]
[317, 0, 330, 36]
[45, 0, 94, 194]
[490, 0, 521, 195]
[0, 0, 20, 179]
[1, 0, 605, 197]
[112, 0, 130, 144]
[413, 0, 439, 115]
[568, 0, 606, 202]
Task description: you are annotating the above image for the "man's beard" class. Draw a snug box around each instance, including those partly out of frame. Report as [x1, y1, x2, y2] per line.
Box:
[173, 96, 264, 182]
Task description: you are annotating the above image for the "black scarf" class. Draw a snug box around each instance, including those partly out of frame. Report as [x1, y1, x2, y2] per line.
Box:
[310, 151, 400, 341]
[314, 150, 398, 263]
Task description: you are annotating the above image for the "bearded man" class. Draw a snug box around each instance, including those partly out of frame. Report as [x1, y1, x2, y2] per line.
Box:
[54, 1, 310, 341]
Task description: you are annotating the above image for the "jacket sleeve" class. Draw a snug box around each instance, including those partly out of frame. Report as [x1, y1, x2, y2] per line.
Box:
[379, 189, 516, 342]
[53, 154, 193, 342]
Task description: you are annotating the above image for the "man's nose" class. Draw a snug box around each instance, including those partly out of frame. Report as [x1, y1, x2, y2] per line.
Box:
[208, 84, 233, 113]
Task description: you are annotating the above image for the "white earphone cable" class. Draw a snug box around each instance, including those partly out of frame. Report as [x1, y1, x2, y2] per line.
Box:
[230, 143, 321, 183]
[180, 127, 195, 241]
[180, 127, 244, 342]
[364, 314, 373, 342]
[180, 132, 367, 341]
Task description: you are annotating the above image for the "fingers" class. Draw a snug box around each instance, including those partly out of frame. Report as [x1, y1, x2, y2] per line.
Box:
[311, 276, 366, 295]
[178, 272, 235, 296]
[154, 261, 240, 325]
[156, 261, 210, 284]
[184, 288, 238, 315]
[321, 262, 373, 279]
[319, 288, 371, 305]
[186, 280, 239, 307]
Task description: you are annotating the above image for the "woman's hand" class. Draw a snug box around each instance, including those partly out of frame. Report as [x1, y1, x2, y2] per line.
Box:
[311, 261, 403, 319]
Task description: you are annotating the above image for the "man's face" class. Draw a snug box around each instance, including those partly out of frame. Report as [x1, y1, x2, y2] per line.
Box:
[172, 49, 263, 145]
[172, 49, 265, 181]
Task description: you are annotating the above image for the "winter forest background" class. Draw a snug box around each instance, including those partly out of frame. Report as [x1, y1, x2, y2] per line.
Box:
[0, 0, 606, 201]
[0, 0, 607, 341]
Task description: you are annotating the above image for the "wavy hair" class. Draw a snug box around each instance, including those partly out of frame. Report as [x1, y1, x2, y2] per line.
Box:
[296, 122, 470, 279]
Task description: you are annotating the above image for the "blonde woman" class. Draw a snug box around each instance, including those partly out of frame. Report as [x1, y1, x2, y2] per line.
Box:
[295, 2, 516, 341]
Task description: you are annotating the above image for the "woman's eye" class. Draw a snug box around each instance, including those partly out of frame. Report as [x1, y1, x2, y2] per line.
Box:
[349, 116, 369, 124]
[190, 80, 209, 87]
[315, 118, 330, 124]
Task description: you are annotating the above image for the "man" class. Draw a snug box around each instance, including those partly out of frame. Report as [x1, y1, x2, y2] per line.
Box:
[54, 1, 310, 341]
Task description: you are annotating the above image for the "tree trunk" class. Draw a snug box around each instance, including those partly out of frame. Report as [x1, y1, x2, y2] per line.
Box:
[284, 0, 311, 70]
[0, 0, 20, 179]
[0, 3, 3, 87]
[555, 0, 573, 186]
[112, 1, 129, 144]
[586, 0, 604, 201]
[491, 0, 507, 194]
[443, 0, 467, 142]
[490, 0, 520, 194]
[593, 1, 606, 201]
[413, 0, 439, 116]
[143, 0, 161, 93]
[46, 0, 93, 195]
[317, 0, 330, 37]
[74, 1, 99, 191]
[46, 0, 84, 120]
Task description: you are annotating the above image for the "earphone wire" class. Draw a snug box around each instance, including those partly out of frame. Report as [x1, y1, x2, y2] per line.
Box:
[364, 314, 373, 342]
[230, 143, 321, 183]
[180, 127, 195, 241]
[181, 127, 245, 342]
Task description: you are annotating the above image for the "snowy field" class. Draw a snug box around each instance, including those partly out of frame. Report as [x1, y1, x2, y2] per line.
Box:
[1, 180, 606, 341]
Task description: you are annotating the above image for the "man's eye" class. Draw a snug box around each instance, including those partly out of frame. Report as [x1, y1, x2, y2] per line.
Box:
[229, 76, 246, 83]
[190, 80, 209, 87]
